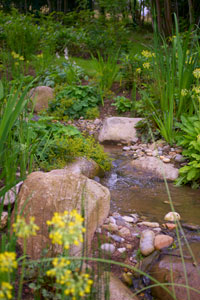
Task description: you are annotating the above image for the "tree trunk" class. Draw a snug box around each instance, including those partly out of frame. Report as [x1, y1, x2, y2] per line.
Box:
[188, 0, 194, 25]
[155, 0, 162, 33]
[164, 0, 172, 36]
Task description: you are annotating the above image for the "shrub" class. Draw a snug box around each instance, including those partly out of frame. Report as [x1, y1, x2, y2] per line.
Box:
[112, 96, 133, 113]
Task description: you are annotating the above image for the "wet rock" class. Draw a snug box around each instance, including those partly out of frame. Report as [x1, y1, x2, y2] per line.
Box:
[101, 243, 115, 254]
[0, 212, 8, 229]
[28, 86, 54, 113]
[164, 212, 181, 221]
[98, 117, 142, 144]
[150, 243, 200, 300]
[131, 156, 179, 181]
[154, 234, 173, 250]
[138, 222, 160, 228]
[140, 230, 155, 256]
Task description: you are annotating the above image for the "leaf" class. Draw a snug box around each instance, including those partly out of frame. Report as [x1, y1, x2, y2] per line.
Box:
[0, 80, 4, 100]
[187, 168, 197, 181]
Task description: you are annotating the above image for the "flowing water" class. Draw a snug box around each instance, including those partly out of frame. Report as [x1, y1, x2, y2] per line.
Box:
[101, 146, 200, 225]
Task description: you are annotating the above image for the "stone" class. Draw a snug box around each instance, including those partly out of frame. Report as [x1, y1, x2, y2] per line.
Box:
[131, 156, 179, 181]
[101, 243, 115, 254]
[109, 216, 117, 224]
[140, 230, 155, 256]
[150, 243, 200, 300]
[122, 216, 135, 223]
[175, 154, 185, 163]
[0, 181, 23, 205]
[130, 214, 139, 223]
[118, 247, 126, 253]
[110, 234, 125, 243]
[123, 146, 131, 151]
[165, 223, 177, 230]
[122, 272, 133, 286]
[154, 234, 173, 250]
[101, 273, 139, 300]
[118, 227, 131, 237]
[162, 157, 171, 163]
[28, 86, 54, 113]
[102, 223, 118, 232]
[98, 117, 142, 144]
[0, 212, 8, 229]
[164, 212, 181, 221]
[12, 169, 110, 259]
[138, 222, 160, 228]
[64, 157, 101, 179]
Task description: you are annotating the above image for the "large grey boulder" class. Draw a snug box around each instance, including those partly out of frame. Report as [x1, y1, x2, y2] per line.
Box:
[12, 169, 110, 259]
[98, 117, 142, 144]
[131, 156, 179, 181]
[28, 86, 54, 112]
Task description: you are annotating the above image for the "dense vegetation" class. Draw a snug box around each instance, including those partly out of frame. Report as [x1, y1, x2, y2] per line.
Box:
[0, 1, 200, 299]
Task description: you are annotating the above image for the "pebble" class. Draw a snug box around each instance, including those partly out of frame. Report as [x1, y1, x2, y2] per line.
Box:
[110, 234, 125, 243]
[123, 146, 130, 151]
[118, 227, 131, 237]
[101, 243, 115, 254]
[140, 230, 155, 256]
[164, 212, 181, 221]
[162, 157, 171, 163]
[130, 213, 139, 223]
[165, 223, 177, 230]
[154, 234, 173, 250]
[174, 154, 185, 163]
[122, 216, 135, 223]
[109, 216, 117, 224]
[137, 222, 160, 228]
[118, 247, 126, 253]
[102, 223, 118, 232]
[152, 228, 162, 233]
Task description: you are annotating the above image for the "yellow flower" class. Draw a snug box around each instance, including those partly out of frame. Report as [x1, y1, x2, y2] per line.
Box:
[13, 216, 39, 238]
[37, 53, 43, 58]
[47, 210, 85, 249]
[14, 62, 19, 66]
[0, 282, 13, 299]
[136, 68, 141, 74]
[0, 252, 17, 273]
[193, 68, 200, 79]
[192, 86, 200, 94]
[11, 51, 20, 59]
[19, 56, 24, 61]
[143, 62, 150, 69]
[141, 50, 154, 58]
[181, 89, 188, 97]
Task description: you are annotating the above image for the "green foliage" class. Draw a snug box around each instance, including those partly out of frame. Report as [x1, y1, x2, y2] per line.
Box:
[175, 115, 200, 188]
[48, 85, 100, 120]
[85, 106, 100, 120]
[112, 96, 132, 113]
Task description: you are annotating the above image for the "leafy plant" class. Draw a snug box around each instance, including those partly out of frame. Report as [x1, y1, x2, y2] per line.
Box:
[112, 96, 132, 113]
[175, 115, 200, 188]
[48, 85, 100, 120]
[85, 107, 100, 120]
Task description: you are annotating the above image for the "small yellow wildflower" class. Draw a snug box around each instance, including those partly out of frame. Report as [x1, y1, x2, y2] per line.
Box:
[37, 53, 43, 58]
[11, 51, 20, 59]
[47, 210, 85, 249]
[0, 282, 13, 299]
[136, 68, 141, 74]
[143, 62, 150, 69]
[193, 68, 200, 79]
[13, 216, 39, 238]
[14, 62, 19, 66]
[181, 89, 188, 97]
[19, 56, 24, 61]
[141, 50, 153, 58]
[192, 86, 200, 94]
[0, 252, 17, 273]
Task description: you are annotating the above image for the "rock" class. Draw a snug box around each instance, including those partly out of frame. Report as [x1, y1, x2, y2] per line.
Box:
[150, 243, 200, 300]
[123, 146, 131, 151]
[138, 222, 160, 228]
[122, 272, 133, 286]
[165, 223, 177, 230]
[0, 212, 8, 229]
[130, 214, 139, 223]
[28, 86, 54, 113]
[110, 234, 125, 243]
[175, 154, 185, 163]
[64, 157, 102, 179]
[154, 234, 173, 250]
[12, 170, 110, 260]
[162, 157, 171, 163]
[140, 230, 155, 256]
[182, 224, 200, 231]
[109, 216, 117, 224]
[102, 223, 118, 232]
[153, 228, 162, 233]
[131, 157, 179, 181]
[101, 273, 139, 300]
[0, 181, 23, 205]
[101, 243, 115, 254]
[118, 227, 131, 238]
[164, 212, 181, 222]
[118, 247, 126, 253]
[98, 117, 142, 144]
[122, 216, 135, 223]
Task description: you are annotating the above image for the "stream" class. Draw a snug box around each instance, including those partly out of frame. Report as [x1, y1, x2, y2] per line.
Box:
[101, 145, 200, 225]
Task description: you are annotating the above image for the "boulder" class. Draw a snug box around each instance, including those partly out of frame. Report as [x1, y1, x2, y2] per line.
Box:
[101, 273, 139, 300]
[64, 157, 102, 179]
[98, 117, 142, 144]
[12, 169, 110, 259]
[131, 156, 179, 181]
[150, 243, 200, 300]
[28, 86, 54, 113]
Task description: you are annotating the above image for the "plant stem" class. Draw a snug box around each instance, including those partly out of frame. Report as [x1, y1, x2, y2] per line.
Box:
[17, 239, 27, 300]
